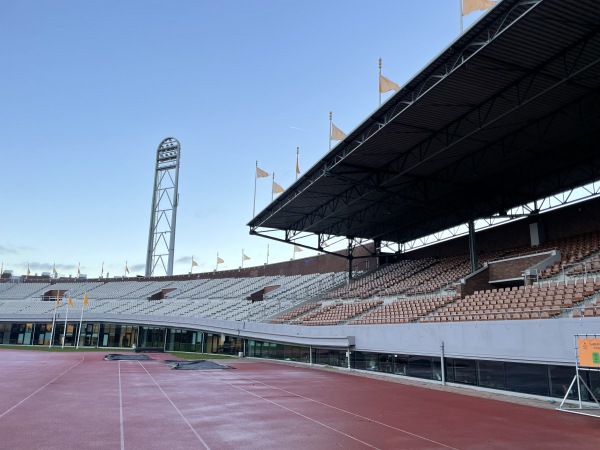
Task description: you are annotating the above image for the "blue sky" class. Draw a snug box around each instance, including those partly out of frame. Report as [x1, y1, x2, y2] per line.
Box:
[0, 0, 492, 278]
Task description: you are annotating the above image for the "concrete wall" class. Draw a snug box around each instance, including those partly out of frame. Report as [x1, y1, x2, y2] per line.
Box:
[5, 313, 600, 366]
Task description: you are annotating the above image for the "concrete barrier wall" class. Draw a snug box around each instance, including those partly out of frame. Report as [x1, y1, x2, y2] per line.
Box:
[3, 313, 599, 365]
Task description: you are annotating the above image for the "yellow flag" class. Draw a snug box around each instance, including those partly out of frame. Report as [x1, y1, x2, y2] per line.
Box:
[330, 123, 347, 141]
[68, 296, 74, 308]
[56, 292, 61, 307]
[294, 245, 303, 253]
[379, 73, 400, 93]
[83, 292, 89, 308]
[295, 155, 300, 174]
[243, 253, 251, 261]
[217, 256, 224, 264]
[462, 0, 496, 16]
[272, 181, 284, 194]
[52, 264, 57, 275]
[192, 259, 199, 267]
[256, 166, 269, 178]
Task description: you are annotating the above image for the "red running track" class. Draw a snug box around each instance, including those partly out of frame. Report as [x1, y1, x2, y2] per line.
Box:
[0, 350, 599, 450]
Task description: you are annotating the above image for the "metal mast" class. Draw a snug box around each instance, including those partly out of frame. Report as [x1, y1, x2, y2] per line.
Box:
[145, 137, 181, 277]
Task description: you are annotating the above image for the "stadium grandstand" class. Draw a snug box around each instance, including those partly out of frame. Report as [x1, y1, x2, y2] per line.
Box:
[2, 0, 600, 405]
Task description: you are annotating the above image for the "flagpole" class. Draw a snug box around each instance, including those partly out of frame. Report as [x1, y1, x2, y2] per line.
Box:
[50, 305, 57, 348]
[76, 296, 85, 349]
[49, 293, 59, 348]
[329, 111, 333, 151]
[241, 249, 244, 268]
[379, 58, 382, 106]
[191, 255, 194, 274]
[253, 161, 258, 217]
[101, 261, 104, 278]
[460, 0, 463, 34]
[62, 301, 69, 349]
[215, 253, 219, 272]
[271, 173, 275, 202]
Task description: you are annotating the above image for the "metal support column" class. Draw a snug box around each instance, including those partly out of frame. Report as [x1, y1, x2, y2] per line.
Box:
[468, 220, 478, 273]
[440, 341, 446, 385]
[347, 238, 354, 280]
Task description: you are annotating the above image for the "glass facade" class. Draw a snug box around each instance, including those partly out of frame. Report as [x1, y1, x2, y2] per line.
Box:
[0, 319, 597, 401]
[138, 326, 163, 348]
[78, 323, 101, 347]
[165, 329, 203, 352]
[312, 348, 348, 367]
[449, 358, 478, 385]
[247, 340, 310, 362]
[350, 350, 596, 400]
[0, 323, 34, 345]
[478, 360, 506, 390]
[202, 332, 243, 355]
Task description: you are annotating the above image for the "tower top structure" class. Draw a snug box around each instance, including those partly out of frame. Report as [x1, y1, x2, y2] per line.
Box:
[145, 137, 181, 277]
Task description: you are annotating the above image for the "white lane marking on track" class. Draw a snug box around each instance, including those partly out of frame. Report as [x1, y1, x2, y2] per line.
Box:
[136, 361, 211, 450]
[118, 362, 125, 450]
[219, 371, 458, 450]
[0, 355, 85, 419]
[213, 374, 382, 450]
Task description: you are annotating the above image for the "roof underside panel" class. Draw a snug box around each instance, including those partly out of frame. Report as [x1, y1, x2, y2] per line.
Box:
[249, 0, 600, 246]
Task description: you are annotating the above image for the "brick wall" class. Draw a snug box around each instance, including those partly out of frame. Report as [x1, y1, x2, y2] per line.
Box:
[462, 267, 491, 297]
[488, 253, 550, 281]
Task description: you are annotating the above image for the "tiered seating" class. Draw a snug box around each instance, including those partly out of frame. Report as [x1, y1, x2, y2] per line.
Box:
[270, 301, 322, 324]
[83, 281, 152, 299]
[318, 232, 600, 305]
[323, 249, 523, 301]
[212, 276, 281, 299]
[578, 302, 600, 318]
[422, 278, 600, 322]
[0, 271, 353, 323]
[379, 257, 470, 296]
[291, 300, 383, 325]
[564, 256, 600, 277]
[323, 259, 434, 300]
[0, 282, 50, 300]
[266, 273, 347, 301]
[2, 230, 600, 325]
[537, 231, 600, 278]
[53, 281, 106, 298]
[352, 295, 458, 324]
[121, 281, 175, 298]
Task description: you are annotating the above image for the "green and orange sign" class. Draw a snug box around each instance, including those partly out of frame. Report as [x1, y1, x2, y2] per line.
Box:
[578, 338, 600, 367]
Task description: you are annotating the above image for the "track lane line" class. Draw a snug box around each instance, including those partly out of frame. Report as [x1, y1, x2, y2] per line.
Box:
[136, 361, 211, 450]
[218, 371, 458, 450]
[118, 361, 125, 450]
[0, 355, 85, 420]
[210, 373, 382, 449]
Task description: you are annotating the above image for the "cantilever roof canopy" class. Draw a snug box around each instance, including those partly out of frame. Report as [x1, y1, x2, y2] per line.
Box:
[248, 0, 600, 254]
